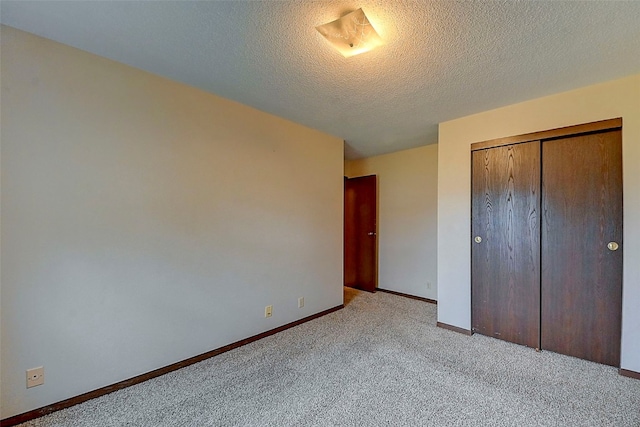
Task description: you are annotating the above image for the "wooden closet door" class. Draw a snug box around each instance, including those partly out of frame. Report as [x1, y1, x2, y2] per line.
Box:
[472, 141, 541, 348]
[541, 130, 623, 366]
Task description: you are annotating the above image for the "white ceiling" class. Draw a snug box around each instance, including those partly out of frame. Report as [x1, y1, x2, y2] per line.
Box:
[2, 1, 640, 159]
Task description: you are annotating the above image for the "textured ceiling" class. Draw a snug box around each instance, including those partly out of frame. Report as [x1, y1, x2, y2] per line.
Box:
[2, 1, 640, 159]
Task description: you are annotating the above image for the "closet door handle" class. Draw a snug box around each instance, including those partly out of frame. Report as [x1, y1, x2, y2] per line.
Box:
[474, 236, 482, 244]
[607, 242, 619, 251]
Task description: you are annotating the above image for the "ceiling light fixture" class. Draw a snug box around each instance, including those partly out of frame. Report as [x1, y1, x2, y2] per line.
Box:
[316, 8, 383, 58]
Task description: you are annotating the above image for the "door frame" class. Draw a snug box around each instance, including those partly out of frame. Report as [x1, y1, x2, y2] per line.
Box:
[470, 118, 621, 151]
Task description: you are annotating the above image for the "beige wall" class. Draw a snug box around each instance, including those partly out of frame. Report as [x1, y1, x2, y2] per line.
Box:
[346, 145, 438, 300]
[0, 26, 344, 418]
[437, 74, 640, 373]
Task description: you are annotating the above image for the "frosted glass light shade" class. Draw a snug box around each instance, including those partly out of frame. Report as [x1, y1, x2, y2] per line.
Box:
[316, 8, 383, 58]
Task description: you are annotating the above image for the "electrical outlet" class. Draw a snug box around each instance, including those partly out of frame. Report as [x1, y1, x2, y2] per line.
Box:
[265, 305, 273, 318]
[298, 297, 304, 308]
[26, 366, 44, 388]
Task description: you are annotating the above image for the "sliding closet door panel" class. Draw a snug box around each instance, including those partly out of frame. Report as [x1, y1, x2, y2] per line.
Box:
[472, 141, 541, 348]
[541, 130, 622, 366]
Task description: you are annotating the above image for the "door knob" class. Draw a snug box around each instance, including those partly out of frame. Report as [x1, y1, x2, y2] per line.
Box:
[607, 242, 619, 251]
[474, 236, 482, 243]
[368, 232, 376, 236]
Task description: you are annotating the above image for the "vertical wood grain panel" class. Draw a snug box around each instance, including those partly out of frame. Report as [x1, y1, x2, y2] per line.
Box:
[472, 141, 541, 348]
[344, 177, 357, 287]
[344, 175, 377, 292]
[541, 130, 623, 366]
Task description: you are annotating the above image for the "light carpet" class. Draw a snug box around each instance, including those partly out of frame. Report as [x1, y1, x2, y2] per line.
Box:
[19, 287, 640, 426]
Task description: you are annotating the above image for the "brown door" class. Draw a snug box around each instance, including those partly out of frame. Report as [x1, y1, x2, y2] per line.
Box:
[471, 141, 541, 348]
[541, 130, 623, 366]
[344, 175, 377, 292]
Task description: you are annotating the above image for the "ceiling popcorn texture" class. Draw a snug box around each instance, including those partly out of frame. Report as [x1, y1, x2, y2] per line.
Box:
[2, 1, 640, 159]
